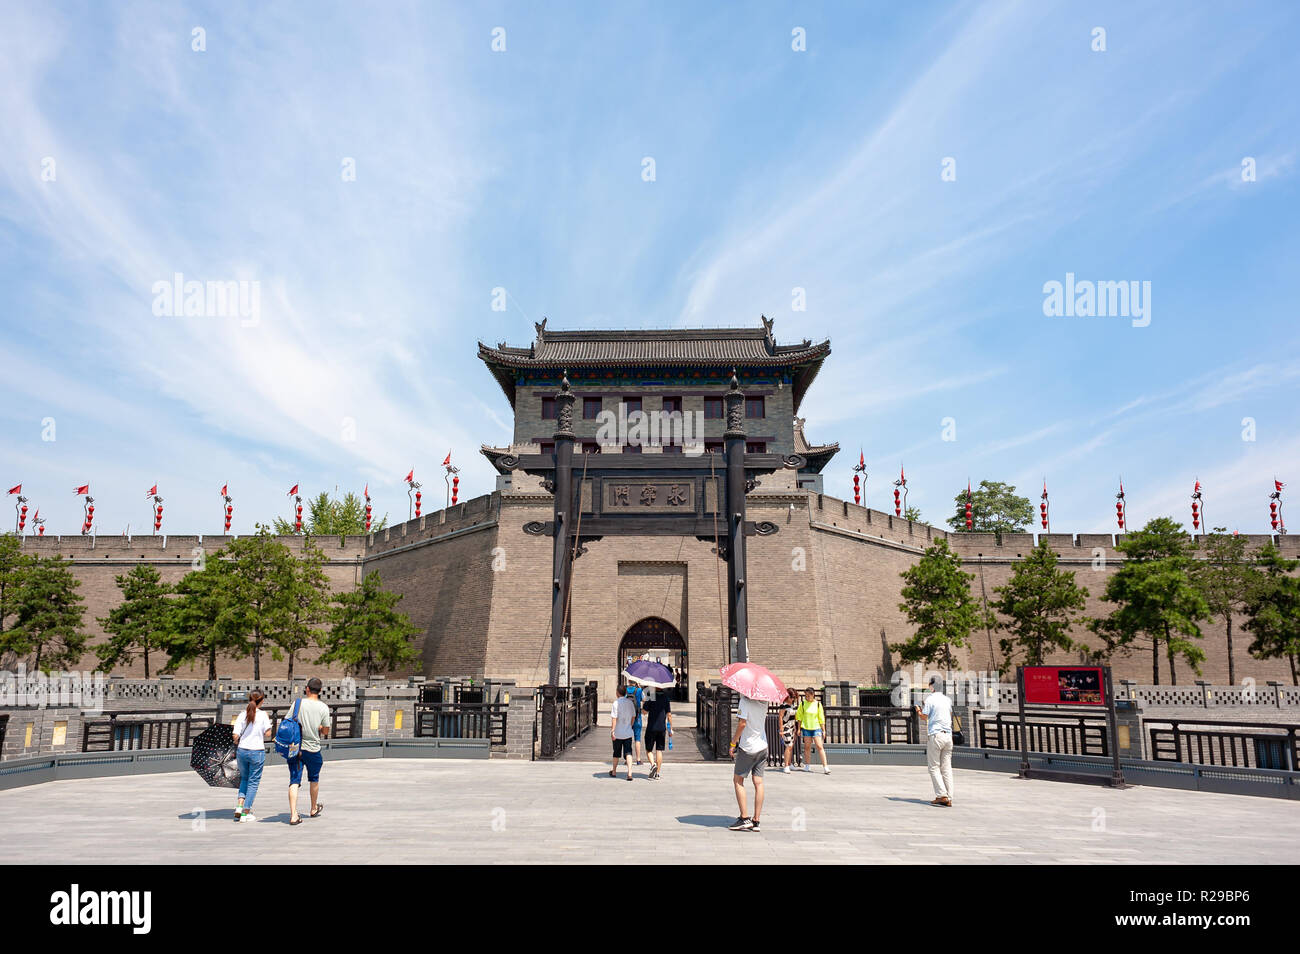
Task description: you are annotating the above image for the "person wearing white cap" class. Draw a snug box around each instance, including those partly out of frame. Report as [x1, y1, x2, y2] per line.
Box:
[915, 675, 954, 807]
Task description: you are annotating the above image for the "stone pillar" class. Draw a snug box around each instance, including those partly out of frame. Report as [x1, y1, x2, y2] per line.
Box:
[723, 371, 749, 663]
[387, 686, 417, 739]
[503, 687, 537, 760]
[822, 681, 853, 708]
[549, 373, 577, 686]
[539, 684, 558, 759]
[1115, 698, 1144, 760]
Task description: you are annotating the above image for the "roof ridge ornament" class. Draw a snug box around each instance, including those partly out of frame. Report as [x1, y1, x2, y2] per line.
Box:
[761, 314, 774, 347]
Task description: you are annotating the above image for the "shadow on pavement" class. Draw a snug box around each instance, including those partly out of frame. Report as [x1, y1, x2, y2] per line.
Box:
[675, 814, 735, 828]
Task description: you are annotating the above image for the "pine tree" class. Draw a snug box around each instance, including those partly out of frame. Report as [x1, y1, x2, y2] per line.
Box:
[223, 526, 295, 680]
[273, 539, 331, 680]
[0, 534, 33, 664]
[165, 556, 246, 680]
[1089, 517, 1209, 685]
[990, 539, 1090, 673]
[96, 565, 173, 677]
[891, 539, 989, 670]
[11, 555, 88, 672]
[946, 480, 1033, 534]
[318, 571, 420, 677]
[1191, 529, 1263, 686]
[273, 490, 385, 536]
[1242, 544, 1300, 686]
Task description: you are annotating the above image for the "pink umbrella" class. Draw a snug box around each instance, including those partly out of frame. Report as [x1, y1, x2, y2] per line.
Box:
[719, 662, 788, 704]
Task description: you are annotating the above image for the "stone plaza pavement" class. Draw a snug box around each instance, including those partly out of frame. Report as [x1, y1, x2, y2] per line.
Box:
[0, 758, 1295, 864]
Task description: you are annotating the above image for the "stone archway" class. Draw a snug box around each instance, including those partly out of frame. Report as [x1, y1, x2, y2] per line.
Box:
[618, 616, 689, 701]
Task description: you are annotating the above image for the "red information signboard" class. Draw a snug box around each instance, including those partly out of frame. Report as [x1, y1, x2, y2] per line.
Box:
[1022, 666, 1106, 706]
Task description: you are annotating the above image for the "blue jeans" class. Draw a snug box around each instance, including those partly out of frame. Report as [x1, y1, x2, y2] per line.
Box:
[237, 748, 265, 810]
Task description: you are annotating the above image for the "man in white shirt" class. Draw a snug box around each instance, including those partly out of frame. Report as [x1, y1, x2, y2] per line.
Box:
[610, 682, 636, 780]
[915, 675, 954, 806]
[727, 692, 769, 832]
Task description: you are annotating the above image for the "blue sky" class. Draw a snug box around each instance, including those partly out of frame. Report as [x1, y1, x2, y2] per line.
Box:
[1, 0, 1297, 536]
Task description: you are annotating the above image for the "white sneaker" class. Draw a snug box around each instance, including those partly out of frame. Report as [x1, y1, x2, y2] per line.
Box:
[823, 767, 831, 775]
[782, 766, 791, 774]
[801, 764, 812, 773]
[238, 812, 256, 823]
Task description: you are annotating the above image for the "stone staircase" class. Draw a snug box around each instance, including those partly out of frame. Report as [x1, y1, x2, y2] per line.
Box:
[558, 725, 716, 763]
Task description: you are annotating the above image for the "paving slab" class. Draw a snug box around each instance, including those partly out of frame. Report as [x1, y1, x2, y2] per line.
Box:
[0, 759, 1294, 864]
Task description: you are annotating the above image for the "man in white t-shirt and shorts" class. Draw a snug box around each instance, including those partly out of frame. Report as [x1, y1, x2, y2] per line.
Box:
[916, 674, 954, 807]
[728, 692, 769, 832]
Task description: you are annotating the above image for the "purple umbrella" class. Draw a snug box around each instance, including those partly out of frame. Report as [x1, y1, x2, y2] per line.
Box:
[622, 659, 675, 688]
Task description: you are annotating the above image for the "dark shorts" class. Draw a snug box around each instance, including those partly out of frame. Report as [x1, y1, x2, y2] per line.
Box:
[734, 747, 766, 778]
[612, 737, 633, 759]
[644, 729, 667, 752]
[287, 749, 323, 786]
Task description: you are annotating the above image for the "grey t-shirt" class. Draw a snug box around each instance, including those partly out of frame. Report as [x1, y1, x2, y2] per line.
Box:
[295, 697, 332, 752]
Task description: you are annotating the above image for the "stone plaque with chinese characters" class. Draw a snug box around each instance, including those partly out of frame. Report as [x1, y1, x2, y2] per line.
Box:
[605, 481, 694, 513]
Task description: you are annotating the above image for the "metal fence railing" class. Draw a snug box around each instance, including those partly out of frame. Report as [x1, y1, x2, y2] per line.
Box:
[414, 703, 507, 746]
[1147, 719, 1299, 770]
[976, 709, 1109, 757]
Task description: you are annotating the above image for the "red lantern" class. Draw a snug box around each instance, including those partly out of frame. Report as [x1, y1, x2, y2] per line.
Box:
[893, 488, 901, 515]
[451, 477, 459, 506]
[853, 474, 860, 504]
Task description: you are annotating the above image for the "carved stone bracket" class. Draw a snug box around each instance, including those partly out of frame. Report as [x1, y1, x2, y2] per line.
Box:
[781, 454, 807, 470]
[498, 454, 521, 469]
[540, 479, 555, 494]
[523, 521, 549, 536]
[745, 478, 758, 494]
[753, 521, 779, 536]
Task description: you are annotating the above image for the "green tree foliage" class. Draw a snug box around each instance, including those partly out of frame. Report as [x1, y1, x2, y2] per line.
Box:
[9, 555, 88, 672]
[273, 490, 385, 536]
[947, 480, 1034, 533]
[1242, 544, 1300, 686]
[273, 539, 331, 680]
[990, 539, 1090, 673]
[0, 534, 33, 661]
[165, 557, 246, 680]
[95, 565, 172, 678]
[891, 539, 990, 669]
[1191, 529, 1264, 686]
[318, 571, 420, 677]
[222, 527, 295, 680]
[903, 505, 923, 523]
[1089, 517, 1209, 685]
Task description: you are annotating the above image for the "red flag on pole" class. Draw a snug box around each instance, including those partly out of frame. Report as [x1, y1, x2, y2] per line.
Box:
[74, 484, 89, 495]
[146, 484, 157, 497]
[220, 483, 228, 496]
[6, 484, 19, 495]
[404, 469, 414, 483]
[287, 484, 299, 496]
[1277, 479, 1286, 492]
[858, 450, 865, 468]
[363, 483, 369, 498]
[442, 451, 451, 467]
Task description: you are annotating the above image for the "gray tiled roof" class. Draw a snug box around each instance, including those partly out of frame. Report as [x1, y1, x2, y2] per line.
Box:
[479, 318, 831, 413]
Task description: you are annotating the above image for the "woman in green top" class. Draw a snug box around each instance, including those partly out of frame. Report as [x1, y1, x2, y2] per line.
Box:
[795, 687, 830, 775]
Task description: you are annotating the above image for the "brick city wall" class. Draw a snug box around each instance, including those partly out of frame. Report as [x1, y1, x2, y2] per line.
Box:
[14, 489, 1300, 695]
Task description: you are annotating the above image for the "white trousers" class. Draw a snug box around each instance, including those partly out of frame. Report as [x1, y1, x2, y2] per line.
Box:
[926, 731, 954, 799]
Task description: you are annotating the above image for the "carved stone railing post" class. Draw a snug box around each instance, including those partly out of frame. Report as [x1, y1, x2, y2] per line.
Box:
[723, 370, 749, 663]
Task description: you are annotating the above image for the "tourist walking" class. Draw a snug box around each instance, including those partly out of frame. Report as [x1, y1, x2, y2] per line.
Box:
[232, 689, 272, 822]
[796, 687, 830, 774]
[780, 687, 799, 774]
[728, 691, 768, 832]
[286, 677, 332, 825]
[627, 682, 645, 765]
[610, 681, 636, 780]
[916, 675, 954, 806]
[641, 687, 672, 779]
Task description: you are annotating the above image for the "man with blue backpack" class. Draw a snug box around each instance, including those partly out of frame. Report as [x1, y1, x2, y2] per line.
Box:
[275, 677, 332, 826]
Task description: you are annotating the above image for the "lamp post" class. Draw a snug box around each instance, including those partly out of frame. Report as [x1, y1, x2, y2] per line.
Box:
[221, 484, 233, 533]
[1271, 479, 1286, 534]
[893, 466, 908, 517]
[444, 460, 459, 508]
[852, 450, 866, 506]
[406, 471, 422, 520]
[12, 492, 27, 535]
[1115, 479, 1126, 532]
[1040, 479, 1050, 533]
[1191, 480, 1203, 534]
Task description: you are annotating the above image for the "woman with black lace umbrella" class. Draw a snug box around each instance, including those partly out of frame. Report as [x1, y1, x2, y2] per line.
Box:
[190, 722, 240, 790]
